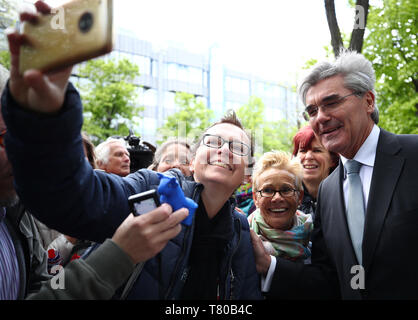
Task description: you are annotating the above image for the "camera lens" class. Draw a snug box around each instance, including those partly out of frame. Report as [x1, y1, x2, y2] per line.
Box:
[78, 12, 94, 33]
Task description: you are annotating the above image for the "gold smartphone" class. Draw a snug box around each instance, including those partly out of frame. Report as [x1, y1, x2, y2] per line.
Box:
[19, 0, 113, 74]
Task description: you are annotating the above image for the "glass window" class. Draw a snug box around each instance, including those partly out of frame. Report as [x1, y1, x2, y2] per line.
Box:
[225, 76, 250, 95]
[166, 63, 204, 86]
[164, 91, 176, 109]
[143, 89, 157, 107]
[132, 54, 151, 75]
[196, 96, 208, 107]
[167, 63, 178, 81]
[202, 70, 208, 88]
[140, 117, 157, 137]
[188, 67, 203, 86]
[115, 52, 151, 75]
[255, 82, 281, 98]
[151, 59, 158, 77]
[224, 100, 242, 112]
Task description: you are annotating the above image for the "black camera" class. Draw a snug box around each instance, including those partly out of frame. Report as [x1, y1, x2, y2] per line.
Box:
[124, 130, 155, 173]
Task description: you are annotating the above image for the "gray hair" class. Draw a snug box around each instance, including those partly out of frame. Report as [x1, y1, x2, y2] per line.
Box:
[95, 137, 127, 165]
[148, 138, 191, 171]
[298, 50, 379, 124]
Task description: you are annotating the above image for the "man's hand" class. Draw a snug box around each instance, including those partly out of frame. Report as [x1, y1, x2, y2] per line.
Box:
[111, 203, 188, 264]
[250, 229, 272, 276]
[7, 1, 72, 113]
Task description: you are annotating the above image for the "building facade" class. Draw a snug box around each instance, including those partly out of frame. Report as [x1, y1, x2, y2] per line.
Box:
[0, 3, 300, 145]
[101, 31, 299, 145]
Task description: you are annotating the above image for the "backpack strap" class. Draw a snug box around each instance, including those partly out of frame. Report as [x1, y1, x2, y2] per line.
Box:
[119, 262, 145, 300]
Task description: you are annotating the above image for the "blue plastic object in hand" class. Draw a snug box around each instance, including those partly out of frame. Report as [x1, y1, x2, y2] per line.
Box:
[157, 173, 198, 226]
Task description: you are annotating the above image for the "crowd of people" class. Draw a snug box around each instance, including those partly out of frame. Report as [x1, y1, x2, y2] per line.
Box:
[0, 1, 417, 300]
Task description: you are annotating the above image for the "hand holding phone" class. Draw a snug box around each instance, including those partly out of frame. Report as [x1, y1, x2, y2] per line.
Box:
[112, 204, 188, 264]
[19, 0, 113, 74]
[6, 1, 91, 113]
[128, 190, 161, 216]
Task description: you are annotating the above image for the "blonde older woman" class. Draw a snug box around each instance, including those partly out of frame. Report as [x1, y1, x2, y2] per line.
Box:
[248, 151, 313, 262]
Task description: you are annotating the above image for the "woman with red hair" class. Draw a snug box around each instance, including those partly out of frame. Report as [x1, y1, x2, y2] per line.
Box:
[292, 125, 339, 219]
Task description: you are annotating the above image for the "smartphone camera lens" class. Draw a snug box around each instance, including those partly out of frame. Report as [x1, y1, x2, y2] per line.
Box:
[79, 12, 94, 33]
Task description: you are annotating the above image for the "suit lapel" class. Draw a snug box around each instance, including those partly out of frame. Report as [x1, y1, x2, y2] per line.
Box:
[362, 129, 404, 272]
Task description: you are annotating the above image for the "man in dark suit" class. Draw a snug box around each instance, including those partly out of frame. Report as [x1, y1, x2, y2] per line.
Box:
[251, 50, 418, 299]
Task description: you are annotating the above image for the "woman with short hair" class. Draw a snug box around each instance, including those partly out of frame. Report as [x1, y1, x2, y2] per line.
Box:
[249, 151, 313, 263]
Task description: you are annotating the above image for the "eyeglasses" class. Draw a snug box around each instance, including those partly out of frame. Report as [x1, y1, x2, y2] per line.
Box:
[0, 128, 6, 149]
[202, 134, 250, 156]
[302, 92, 360, 121]
[257, 187, 298, 198]
[162, 157, 190, 165]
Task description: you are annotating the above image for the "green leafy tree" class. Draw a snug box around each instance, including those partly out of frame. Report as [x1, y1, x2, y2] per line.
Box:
[236, 96, 265, 134]
[156, 92, 214, 144]
[363, 0, 418, 134]
[0, 50, 10, 69]
[0, 0, 18, 67]
[77, 58, 142, 142]
[0, 0, 17, 21]
[0, 0, 18, 51]
[308, 0, 417, 134]
[237, 96, 298, 157]
[262, 120, 298, 154]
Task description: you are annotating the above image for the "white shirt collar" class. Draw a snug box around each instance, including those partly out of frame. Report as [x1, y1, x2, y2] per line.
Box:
[341, 124, 380, 168]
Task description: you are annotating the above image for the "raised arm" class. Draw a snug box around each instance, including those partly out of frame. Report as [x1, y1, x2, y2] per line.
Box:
[1, 2, 147, 241]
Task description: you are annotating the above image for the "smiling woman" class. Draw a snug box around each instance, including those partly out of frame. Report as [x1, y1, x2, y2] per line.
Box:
[292, 125, 339, 218]
[248, 151, 313, 263]
[174, 110, 261, 299]
[189, 111, 252, 217]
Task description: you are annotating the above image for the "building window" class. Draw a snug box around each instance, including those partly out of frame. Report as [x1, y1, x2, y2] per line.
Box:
[225, 76, 250, 95]
[196, 96, 208, 107]
[143, 88, 157, 107]
[117, 51, 151, 75]
[224, 100, 242, 112]
[140, 117, 157, 136]
[254, 82, 281, 98]
[166, 63, 204, 86]
[164, 91, 176, 110]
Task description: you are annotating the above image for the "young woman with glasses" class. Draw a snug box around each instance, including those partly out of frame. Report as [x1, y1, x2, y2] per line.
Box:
[173, 110, 261, 300]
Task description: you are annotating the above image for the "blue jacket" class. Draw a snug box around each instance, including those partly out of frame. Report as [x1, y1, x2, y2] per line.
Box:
[121, 171, 261, 299]
[2, 83, 262, 300]
[126, 174, 261, 300]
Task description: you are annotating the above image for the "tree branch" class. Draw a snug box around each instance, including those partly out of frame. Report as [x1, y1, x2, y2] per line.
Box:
[349, 0, 369, 52]
[324, 0, 344, 57]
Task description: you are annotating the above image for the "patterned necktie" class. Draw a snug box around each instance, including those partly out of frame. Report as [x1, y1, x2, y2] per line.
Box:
[345, 159, 365, 265]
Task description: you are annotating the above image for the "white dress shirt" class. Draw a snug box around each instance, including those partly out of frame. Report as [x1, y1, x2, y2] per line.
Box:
[340, 124, 380, 210]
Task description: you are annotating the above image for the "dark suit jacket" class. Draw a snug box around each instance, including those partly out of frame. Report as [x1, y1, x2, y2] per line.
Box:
[268, 129, 418, 299]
